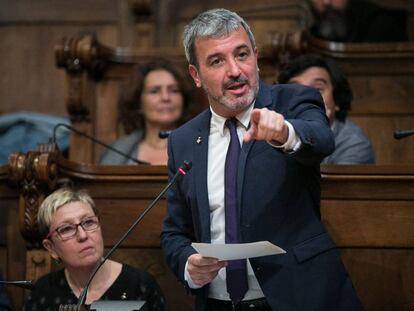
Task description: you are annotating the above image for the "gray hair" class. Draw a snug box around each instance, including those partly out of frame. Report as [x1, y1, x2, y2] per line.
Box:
[38, 187, 97, 239]
[183, 8, 256, 66]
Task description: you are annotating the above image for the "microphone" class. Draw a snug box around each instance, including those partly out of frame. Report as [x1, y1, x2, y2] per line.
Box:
[158, 130, 172, 139]
[53, 123, 150, 165]
[76, 160, 192, 307]
[0, 280, 35, 290]
[394, 129, 414, 140]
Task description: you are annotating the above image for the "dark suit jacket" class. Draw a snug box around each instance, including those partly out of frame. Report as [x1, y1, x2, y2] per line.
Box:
[161, 82, 363, 310]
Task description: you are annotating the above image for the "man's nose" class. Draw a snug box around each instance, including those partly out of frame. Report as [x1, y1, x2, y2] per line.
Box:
[226, 58, 241, 78]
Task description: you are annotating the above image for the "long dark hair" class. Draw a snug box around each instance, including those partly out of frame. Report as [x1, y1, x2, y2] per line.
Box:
[119, 59, 193, 135]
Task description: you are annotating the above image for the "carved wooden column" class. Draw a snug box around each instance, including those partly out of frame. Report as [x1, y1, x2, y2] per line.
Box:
[55, 34, 108, 164]
[8, 147, 59, 280]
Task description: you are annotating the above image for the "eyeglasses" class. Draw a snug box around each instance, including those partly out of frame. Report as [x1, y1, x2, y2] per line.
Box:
[47, 216, 100, 241]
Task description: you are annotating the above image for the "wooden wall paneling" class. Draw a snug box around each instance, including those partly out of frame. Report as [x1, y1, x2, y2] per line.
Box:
[0, 164, 25, 309]
[99, 199, 167, 247]
[340, 249, 414, 311]
[0, 0, 120, 23]
[0, 25, 118, 116]
[322, 200, 414, 247]
[0, 0, 121, 117]
[349, 76, 414, 115]
[320, 164, 414, 311]
[160, 0, 305, 48]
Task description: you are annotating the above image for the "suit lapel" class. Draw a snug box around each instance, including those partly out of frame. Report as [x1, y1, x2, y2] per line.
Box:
[194, 110, 212, 242]
[238, 82, 274, 217]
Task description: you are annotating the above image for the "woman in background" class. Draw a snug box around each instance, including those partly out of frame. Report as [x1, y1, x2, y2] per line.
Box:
[24, 187, 164, 310]
[100, 59, 193, 165]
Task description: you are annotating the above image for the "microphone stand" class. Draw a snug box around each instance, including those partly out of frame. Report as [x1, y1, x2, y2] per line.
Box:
[72, 160, 192, 308]
[394, 129, 414, 140]
[53, 123, 149, 165]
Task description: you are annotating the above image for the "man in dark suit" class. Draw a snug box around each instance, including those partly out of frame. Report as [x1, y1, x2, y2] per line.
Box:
[161, 8, 363, 311]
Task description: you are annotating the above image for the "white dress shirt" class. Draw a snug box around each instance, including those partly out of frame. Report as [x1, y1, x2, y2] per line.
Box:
[185, 104, 301, 301]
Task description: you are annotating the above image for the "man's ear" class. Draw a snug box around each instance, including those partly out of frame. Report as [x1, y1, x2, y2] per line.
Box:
[42, 238, 59, 261]
[188, 64, 202, 88]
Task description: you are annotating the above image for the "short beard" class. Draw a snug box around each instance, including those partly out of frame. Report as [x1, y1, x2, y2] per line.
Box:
[203, 71, 259, 113]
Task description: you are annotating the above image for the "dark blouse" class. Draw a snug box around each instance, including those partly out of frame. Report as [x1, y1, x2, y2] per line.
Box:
[24, 264, 164, 311]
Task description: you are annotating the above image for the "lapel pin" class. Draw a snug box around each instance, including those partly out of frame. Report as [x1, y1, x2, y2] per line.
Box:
[196, 136, 202, 144]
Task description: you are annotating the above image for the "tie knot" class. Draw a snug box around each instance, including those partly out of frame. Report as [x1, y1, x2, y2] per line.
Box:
[225, 118, 238, 130]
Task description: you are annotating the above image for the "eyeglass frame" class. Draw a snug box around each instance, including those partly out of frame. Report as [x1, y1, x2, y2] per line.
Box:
[46, 215, 100, 241]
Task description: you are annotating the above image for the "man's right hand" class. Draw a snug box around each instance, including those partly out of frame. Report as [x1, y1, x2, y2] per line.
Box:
[187, 254, 227, 286]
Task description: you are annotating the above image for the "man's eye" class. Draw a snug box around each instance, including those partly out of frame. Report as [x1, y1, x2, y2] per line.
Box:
[210, 58, 222, 66]
[237, 52, 248, 59]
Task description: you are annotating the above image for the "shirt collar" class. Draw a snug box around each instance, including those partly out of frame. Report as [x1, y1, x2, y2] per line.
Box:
[210, 102, 255, 136]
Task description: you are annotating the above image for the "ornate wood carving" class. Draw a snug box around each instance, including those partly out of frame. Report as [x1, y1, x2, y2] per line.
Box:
[8, 146, 59, 248]
[261, 29, 414, 70]
[55, 34, 106, 123]
[55, 34, 109, 78]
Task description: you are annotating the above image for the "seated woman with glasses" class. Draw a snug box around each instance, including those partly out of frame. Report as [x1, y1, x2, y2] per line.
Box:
[24, 187, 165, 311]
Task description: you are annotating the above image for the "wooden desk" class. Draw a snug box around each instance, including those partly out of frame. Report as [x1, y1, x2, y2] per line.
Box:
[1, 149, 414, 310]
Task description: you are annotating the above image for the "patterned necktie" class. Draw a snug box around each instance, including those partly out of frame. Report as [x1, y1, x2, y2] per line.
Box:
[224, 118, 248, 303]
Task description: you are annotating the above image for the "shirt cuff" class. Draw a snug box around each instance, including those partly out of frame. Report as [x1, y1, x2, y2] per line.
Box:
[268, 120, 302, 152]
[184, 260, 203, 289]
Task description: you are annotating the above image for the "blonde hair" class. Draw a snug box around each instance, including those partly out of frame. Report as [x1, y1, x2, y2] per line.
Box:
[37, 187, 97, 238]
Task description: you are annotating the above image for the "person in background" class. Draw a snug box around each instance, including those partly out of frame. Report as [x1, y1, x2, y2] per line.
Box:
[100, 59, 193, 165]
[308, 0, 407, 42]
[161, 8, 363, 311]
[278, 53, 375, 164]
[24, 187, 164, 311]
[0, 273, 13, 311]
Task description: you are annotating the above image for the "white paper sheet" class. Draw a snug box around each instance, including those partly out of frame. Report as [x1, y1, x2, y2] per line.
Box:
[191, 241, 286, 260]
